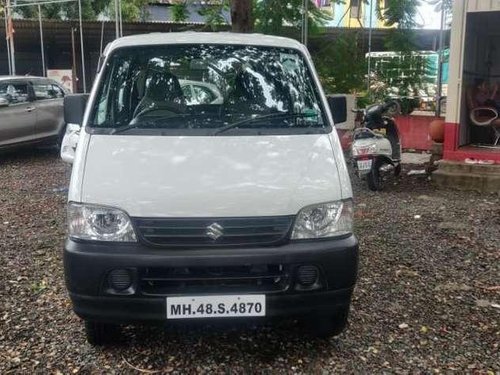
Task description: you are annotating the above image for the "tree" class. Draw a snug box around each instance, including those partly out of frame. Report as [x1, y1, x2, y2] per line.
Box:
[254, 0, 332, 36]
[198, 0, 332, 35]
[16, 0, 149, 22]
[231, 0, 252, 32]
[118, 0, 150, 22]
[368, 0, 426, 109]
[172, 1, 189, 22]
[16, 0, 106, 20]
[313, 31, 367, 95]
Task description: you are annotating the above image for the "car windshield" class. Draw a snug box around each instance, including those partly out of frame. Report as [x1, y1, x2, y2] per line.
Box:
[89, 44, 327, 135]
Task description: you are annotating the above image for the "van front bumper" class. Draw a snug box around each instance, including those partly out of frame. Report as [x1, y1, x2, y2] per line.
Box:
[64, 236, 358, 324]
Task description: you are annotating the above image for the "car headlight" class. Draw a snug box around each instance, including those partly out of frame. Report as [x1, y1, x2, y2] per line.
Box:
[67, 203, 137, 242]
[353, 143, 377, 156]
[291, 200, 353, 240]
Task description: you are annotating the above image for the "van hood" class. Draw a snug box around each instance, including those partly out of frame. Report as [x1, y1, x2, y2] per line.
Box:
[80, 134, 343, 217]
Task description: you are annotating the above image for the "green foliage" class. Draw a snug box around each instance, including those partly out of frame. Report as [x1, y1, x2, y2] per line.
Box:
[379, 0, 420, 52]
[17, 0, 107, 20]
[312, 32, 367, 95]
[15, 0, 149, 21]
[120, 0, 150, 22]
[66, 0, 107, 20]
[183, 0, 336, 35]
[312, 0, 427, 102]
[254, 0, 332, 36]
[198, 1, 230, 30]
[379, 0, 420, 29]
[172, 2, 189, 22]
[369, 0, 425, 108]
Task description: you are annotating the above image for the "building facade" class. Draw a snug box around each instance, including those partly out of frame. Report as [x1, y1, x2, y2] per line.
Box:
[316, 0, 391, 28]
[432, 0, 500, 193]
[443, 0, 500, 162]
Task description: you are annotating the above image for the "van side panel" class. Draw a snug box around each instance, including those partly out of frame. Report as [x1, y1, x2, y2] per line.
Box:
[67, 131, 91, 203]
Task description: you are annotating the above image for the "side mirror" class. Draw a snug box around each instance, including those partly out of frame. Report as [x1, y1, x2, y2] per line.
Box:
[327, 95, 347, 125]
[64, 94, 89, 125]
[0, 97, 9, 107]
[60, 123, 81, 164]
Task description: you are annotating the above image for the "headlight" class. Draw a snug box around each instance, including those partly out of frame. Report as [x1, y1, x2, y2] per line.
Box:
[291, 200, 353, 240]
[68, 203, 137, 242]
[353, 143, 377, 156]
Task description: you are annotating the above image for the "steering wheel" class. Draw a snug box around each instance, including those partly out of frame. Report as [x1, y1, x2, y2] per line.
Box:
[133, 102, 186, 119]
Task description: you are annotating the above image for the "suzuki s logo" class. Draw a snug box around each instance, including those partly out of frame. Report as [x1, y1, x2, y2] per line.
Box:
[206, 222, 224, 240]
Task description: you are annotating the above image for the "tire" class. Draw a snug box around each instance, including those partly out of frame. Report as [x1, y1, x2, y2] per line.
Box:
[84, 320, 121, 346]
[305, 307, 350, 338]
[394, 163, 402, 177]
[367, 163, 382, 191]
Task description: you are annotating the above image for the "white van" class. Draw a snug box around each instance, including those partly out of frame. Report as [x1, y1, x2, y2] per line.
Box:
[61, 32, 358, 345]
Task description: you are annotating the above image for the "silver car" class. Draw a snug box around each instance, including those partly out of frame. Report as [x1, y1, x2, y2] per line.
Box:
[180, 80, 224, 105]
[0, 76, 67, 149]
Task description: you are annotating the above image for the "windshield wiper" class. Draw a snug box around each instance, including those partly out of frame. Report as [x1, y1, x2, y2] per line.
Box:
[212, 112, 319, 136]
[110, 122, 153, 135]
[110, 114, 196, 135]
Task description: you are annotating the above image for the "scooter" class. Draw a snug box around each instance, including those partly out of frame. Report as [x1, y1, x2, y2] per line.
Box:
[351, 101, 402, 191]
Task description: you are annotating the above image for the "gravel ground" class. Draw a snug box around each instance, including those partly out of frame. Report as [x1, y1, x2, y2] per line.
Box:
[1, 147, 499, 374]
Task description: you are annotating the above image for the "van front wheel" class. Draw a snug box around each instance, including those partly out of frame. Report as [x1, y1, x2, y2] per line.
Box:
[304, 307, 349, 338]
[84, 320, 121, 346]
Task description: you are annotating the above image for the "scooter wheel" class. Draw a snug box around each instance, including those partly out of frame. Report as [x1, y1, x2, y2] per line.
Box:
[394, 164, 402, 177]
[367, 164, 382, 191]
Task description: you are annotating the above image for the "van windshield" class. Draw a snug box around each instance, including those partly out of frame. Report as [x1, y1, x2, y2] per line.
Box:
[89, 44, 328, 135]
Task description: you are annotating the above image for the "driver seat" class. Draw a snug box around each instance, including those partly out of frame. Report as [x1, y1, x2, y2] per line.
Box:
[133, 70, 186, 118]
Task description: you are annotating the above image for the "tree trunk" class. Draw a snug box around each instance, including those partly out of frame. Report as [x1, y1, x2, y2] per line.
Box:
[231, 0, 253, 33]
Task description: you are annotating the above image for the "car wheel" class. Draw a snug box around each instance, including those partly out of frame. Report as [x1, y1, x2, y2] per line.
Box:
[305, 307, 350, 338]
[84, 320, 121, 346]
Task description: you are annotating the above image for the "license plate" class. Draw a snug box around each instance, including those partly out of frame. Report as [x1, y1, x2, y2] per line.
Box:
[166, 294, 266, 319]
[357, 159, 373, 171]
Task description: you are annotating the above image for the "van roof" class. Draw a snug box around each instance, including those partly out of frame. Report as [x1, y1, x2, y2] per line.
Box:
[105, 32, 305, 54]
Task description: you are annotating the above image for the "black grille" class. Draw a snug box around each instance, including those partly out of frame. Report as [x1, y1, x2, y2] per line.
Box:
[139, 264, 290, 295]
[108, 269, 132, 291]
[134, 216, 294, 248]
